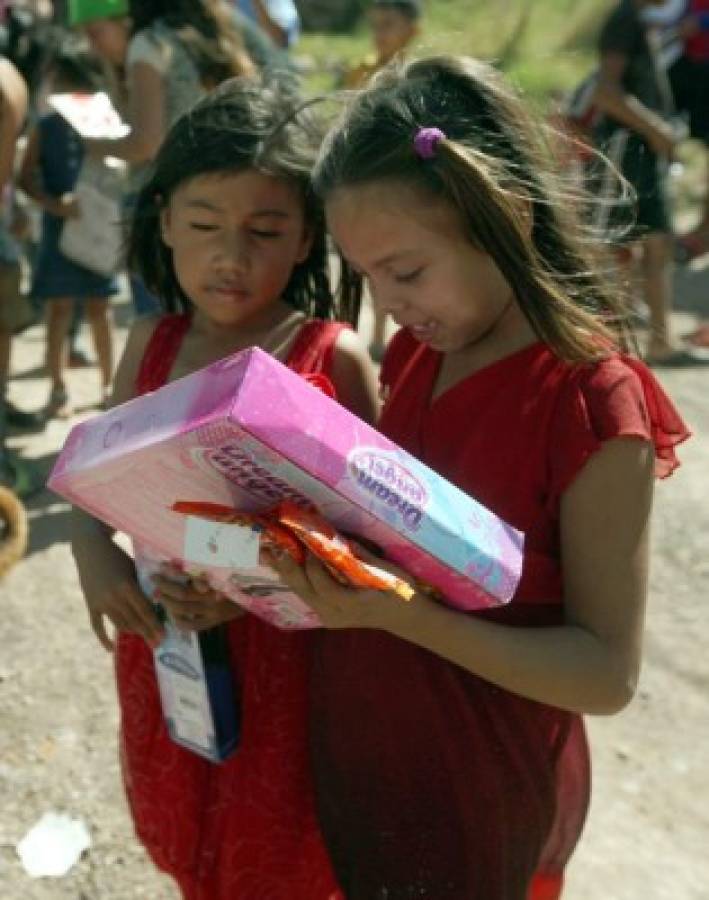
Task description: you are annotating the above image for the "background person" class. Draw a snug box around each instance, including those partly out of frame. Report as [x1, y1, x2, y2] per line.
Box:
[69, 0, 255, 318]
[0, 54, 44, 496]
[591, 0, 706, 366]
[234, 0, 300, 49]
[342, 0, 423, 362]
[19, 44, 118, 417]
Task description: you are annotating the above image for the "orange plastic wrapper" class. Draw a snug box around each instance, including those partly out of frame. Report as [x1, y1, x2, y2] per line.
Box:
[275, 502, 415, 601]
[171, 499, 415, 601]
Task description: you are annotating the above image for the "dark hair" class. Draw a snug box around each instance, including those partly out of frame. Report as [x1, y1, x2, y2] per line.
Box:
[127, 75, 357, 324]
[128, 0, 254, 86]
[372, 0, 423, 21]
[315, 55, 632, 361]
[46, 43, 101, 93]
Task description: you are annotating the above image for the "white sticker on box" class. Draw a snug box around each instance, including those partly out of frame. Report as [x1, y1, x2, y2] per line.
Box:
[183, 515, 260, 568]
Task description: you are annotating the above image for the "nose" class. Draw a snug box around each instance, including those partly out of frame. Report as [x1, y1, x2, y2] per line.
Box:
[371, 281, 408, 318]
[215, 231, 250, 275]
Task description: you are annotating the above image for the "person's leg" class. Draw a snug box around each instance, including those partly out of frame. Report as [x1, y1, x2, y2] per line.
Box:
[66, 300, 92, 366]
[45, 297, 74, 416]
[84, 296, 114, 405]
[0, 327, 10, 399]
[640, 232, 673, 360]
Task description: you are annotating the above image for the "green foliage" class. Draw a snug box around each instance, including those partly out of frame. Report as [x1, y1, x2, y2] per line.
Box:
[297, 0, 614, 100]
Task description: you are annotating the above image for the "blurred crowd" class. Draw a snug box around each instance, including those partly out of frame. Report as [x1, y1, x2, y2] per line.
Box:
[1, 0, 708, 500]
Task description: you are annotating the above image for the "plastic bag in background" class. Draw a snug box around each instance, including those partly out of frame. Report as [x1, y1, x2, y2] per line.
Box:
[58, 156, 126, 276]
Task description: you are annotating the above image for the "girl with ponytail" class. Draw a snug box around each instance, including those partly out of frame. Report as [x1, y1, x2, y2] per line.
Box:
[268, 55, 692, 899]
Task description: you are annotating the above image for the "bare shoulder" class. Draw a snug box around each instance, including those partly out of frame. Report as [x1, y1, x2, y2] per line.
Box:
[330, 327, 380, 424]
[109, 315, 164, 408]
[0, 58, 28, 123]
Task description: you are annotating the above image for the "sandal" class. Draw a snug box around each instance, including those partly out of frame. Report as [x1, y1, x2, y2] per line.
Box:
[97, 388, 112, 412]
[46, 386, 72, 419]
[645, 347, 709, 368]
[682, 323, 709, 348]
[674, 230, 709, 264]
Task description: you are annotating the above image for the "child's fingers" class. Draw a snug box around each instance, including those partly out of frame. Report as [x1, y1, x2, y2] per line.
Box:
[263, 547, 315, 601]
[160, 596, 214, 619]
[154, 575, 219, 604]
[162, 595, 239, 631]
[121, 586, 165, 644]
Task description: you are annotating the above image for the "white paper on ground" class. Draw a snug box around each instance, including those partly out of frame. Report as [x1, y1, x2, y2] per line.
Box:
[16, 812, 91, 878]
[183, 515, 260, 569]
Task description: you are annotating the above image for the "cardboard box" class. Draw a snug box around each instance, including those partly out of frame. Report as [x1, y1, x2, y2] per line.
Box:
[49, 348, 524, 629]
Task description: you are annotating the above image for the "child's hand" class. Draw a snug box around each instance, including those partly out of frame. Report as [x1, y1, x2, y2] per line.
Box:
[53, 193, 80, 219]
[79, 542, 164, 651]
[647, 122, 677, 159]
[264, 546, 428, 632]
[153, 566, 246, 633]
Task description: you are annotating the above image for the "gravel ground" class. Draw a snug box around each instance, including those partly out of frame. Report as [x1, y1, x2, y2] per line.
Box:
[1, 278, 707, 899]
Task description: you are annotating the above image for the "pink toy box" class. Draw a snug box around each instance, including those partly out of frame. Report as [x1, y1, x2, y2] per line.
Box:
[49, 348, 524, 629]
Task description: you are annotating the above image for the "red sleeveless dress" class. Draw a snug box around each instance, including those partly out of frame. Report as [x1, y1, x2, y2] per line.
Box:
[116, 315, 345, 900]
[308, 330, 690, 900]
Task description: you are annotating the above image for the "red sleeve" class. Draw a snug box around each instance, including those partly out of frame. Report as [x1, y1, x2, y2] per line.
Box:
[548, 355, 691, 504]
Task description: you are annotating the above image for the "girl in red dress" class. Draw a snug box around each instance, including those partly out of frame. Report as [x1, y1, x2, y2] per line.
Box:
[269, 56, 691, 899]
[71, 78, 378, 899]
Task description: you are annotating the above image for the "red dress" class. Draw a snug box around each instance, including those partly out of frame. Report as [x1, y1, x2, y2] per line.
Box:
[116, 315, 345, 900]
[308, 330, 690, 900]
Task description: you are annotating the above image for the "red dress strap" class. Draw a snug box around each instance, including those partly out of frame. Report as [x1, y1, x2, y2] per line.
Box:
[135, 315, 191, 396]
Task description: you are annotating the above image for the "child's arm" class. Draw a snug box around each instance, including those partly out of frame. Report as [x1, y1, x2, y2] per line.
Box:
[329, 328, 380, 423]
[251, 0, 294, 48]
[71, 317, 165, 651]
[85, 60, 166, 165]
[268, 436, 654, 717]
[0, 59, 26, 191]
[594, 55, 676, 157]
[17, 126, 79, 218]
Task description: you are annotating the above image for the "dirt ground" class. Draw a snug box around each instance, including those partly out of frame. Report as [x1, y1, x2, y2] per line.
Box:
[0, 273, 707, 900]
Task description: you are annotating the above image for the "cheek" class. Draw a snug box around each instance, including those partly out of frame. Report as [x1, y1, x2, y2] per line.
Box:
[170, 236, 206, 280]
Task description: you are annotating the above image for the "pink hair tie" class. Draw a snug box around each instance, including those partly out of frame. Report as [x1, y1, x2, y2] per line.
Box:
[414, 127, 446, 160]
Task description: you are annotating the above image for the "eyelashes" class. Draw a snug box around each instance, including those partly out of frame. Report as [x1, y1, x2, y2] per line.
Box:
[187, 224, 283, 240]
[394, 267, 423, 284]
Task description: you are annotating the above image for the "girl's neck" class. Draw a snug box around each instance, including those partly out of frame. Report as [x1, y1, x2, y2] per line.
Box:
[432, 299, 537, 403]
[190, 301, 306, 359]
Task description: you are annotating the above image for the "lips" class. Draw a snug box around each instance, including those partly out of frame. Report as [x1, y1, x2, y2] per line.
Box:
[210, 284, 250, 301]
[407, 320, 438, 342]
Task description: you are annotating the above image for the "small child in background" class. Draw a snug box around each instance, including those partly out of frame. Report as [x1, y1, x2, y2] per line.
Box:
[343, 0, 421, 90]
[342, 0, 423, 362]
[19, 45, 117, 417]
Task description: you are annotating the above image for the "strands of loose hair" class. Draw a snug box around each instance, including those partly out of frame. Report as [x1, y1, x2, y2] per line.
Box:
[314, 54, 636, 362]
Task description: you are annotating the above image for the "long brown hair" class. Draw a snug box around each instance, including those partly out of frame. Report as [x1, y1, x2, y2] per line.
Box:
[129, 0, 255, 86]
[314, 55, 633, 362]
